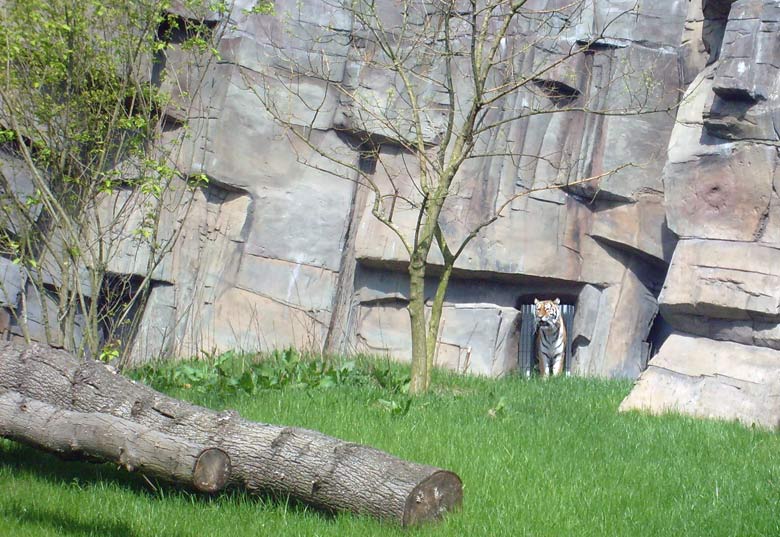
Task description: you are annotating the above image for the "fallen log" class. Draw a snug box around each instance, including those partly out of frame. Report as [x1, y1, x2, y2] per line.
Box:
[0, 390, 231, 492]
[0, 342, 462, 526]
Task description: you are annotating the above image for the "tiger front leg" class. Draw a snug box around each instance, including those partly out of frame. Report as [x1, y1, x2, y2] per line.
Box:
[551, 352, 565, 377]
[537, 354, 551, 378]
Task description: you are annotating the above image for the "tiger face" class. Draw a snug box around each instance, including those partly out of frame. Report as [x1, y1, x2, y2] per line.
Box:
[534, 298, 561, 329]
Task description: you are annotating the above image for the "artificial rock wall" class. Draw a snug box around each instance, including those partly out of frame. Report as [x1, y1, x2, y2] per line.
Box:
[2, 0, 780, 427]
[619, 0, 780, 429]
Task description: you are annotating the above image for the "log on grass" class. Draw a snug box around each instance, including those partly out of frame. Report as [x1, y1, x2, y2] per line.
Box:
[0, 342, 462, 526]
[0, 390, 230, 492]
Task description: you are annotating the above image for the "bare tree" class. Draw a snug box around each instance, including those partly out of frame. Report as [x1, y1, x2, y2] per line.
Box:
[252, 0, 673, 393]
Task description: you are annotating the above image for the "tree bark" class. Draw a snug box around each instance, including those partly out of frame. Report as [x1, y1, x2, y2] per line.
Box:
[0, 390, 231, 492]
[0, 342, 462, 526]
[408, 257, 430, 395]
[426, 263, 453, 390]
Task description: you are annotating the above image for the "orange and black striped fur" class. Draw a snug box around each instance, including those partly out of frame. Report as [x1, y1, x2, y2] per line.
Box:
[534, 298, 566, 377]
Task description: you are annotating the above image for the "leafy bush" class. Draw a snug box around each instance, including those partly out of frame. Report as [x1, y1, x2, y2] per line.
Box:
[128, 349, 411, 398]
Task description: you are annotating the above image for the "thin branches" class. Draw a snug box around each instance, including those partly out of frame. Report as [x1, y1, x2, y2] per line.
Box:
[253, 0, 674, 392]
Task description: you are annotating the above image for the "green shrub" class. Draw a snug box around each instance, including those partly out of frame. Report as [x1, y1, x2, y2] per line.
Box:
[128, 348, 411, 397]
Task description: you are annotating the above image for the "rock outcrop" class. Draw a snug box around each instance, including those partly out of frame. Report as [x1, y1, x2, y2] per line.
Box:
[619, 0, 780, 429]
[619, 334, 780, 430]
[2, 0, 780, 428]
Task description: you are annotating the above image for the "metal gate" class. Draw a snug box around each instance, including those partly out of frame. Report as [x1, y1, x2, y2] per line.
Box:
[518, 302, 575, 376]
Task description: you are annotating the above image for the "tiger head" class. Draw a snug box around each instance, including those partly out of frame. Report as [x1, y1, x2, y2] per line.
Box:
[534, 298, 561, 328]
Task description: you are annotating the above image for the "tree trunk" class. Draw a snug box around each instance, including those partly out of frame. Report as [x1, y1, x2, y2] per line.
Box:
[0, 342, 462, 526]
[408, 257, 429, 395]
[0, 390, 231, 492]
[426, 264, 453, 390]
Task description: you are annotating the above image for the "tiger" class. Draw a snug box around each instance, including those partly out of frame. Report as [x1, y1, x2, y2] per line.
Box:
[533, 298, 566, 377]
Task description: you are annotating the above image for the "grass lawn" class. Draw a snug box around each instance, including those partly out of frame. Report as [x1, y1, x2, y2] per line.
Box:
[1, 363, 778, 537]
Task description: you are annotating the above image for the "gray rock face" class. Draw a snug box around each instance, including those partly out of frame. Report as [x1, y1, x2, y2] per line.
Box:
[126, 284, 177, 366]
[0, 0, 687, 376]
[660, 239, 780, 323]
[356, 300, 521, 377]
[8, 284, 87, 352]
[571, 263, 658, 379]
[0, 149, 41, 234]
[2, 0, 780, 427]
[659, 239, 780, 349]
[589, 195, 676, 264]
[0, 258, 22, 308]
[705, 0, 780, 142]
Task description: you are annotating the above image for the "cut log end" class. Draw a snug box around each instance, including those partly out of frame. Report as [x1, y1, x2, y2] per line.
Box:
[193, 448, 231, 493]
[403, 470, 463, 527]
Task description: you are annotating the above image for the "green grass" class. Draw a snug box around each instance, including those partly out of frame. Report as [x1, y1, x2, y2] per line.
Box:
[1, 364, 779, 537]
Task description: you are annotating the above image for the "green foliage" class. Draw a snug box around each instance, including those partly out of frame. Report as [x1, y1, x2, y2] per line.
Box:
[187, 173, 210, 189]
[0, 0, 224, 360]
[242, 1, 275, 16]
[0, 130, 15, 143]
[98, 339, 121, 363]
[375, 396, 412, 417]
[1, 1, 159, 174]
[486, 395, 509, 419]
[128, 349, 412, 397]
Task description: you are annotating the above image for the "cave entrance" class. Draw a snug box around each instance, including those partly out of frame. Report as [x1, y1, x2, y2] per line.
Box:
[516, 297, 575, 376]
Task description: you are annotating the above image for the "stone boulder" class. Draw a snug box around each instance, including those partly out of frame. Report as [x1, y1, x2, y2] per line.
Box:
[618, 0, 780, 428]
[660, 239, 780, 323]
[659, 239, 780, 348]
[125, 284, 177, 366]
[589, 194, 676, 264]
[571, 254, 658, 379]
[620, 333, 780, 430]
[663, 67, 778, 243]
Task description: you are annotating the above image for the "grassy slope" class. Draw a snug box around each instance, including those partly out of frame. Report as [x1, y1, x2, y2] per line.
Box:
[1, 370, 778, 537]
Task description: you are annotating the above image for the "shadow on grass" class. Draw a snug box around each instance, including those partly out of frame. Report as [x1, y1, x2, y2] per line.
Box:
[0, 440, 147, 492]
[0, 499, 143, 537]
[0, 440, 335, 529]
